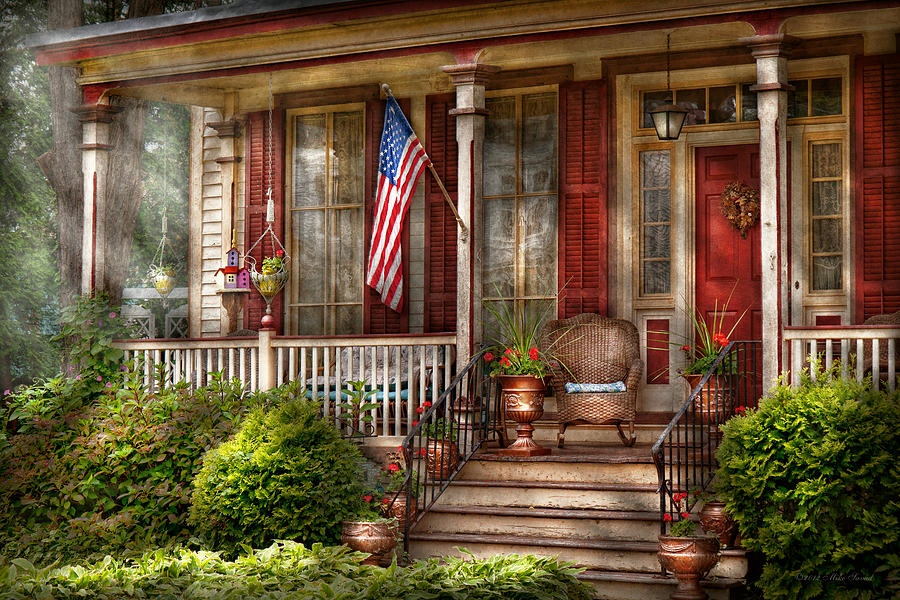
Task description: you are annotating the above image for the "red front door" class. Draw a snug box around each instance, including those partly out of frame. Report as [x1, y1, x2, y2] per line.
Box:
[695, 144, 762, 344]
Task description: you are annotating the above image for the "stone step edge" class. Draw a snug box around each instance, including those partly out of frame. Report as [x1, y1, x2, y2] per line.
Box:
[422, 505, 660, 521]
[470, 452, 656, 465]
[408, 531, 747, 557]
[435, 479, 661, 493]
[577, 568, 744, 589]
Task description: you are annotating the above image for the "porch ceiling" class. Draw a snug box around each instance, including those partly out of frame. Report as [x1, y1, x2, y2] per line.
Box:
[25, 0, 898, 110]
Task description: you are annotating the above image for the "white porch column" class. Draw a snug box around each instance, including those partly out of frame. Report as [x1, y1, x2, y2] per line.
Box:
[440, 62, 500, 368]
[742, 34, 797, 392]
[72, 102, 121, 295]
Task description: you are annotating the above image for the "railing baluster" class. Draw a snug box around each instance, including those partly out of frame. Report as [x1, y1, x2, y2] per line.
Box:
[856, 339, 864, 383]
[889, 339, 896, 392]
[872, 339, 880, 391]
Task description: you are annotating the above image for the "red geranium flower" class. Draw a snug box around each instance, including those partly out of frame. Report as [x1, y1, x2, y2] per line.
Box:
[734, 405, 746, 414]
[411, 420, 419, 427]
[681, 345, 690, 352]
[275, 249, 284, 257]
[504, 348, 515, 355]
[382, 497, 391, 504]
[418, 449, 427, 456]
[681, 512, 691, 519]
[417, 406, 424, 414]
[387, 463, 400, 472]
[484, 352, 495, 362]
[422, 401, 432, 408]
[713, 332, 729, 346]
[499, 356, 511, 367]
[663, 513, 673, 522]
[363, 495, 373, 502]
[529, 347, 539, 360]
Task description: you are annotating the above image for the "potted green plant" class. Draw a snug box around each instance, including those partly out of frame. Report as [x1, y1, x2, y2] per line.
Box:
[254, 249, 288, 298]
[420, 417, 459, 480]
[658, 492, 721, 600]
[340, 492, 399, 565]
[482, 296, 562, 457]
[379, 447, 419, 530]
[337, 379, 379, 436]
[649, 288, 748, 420]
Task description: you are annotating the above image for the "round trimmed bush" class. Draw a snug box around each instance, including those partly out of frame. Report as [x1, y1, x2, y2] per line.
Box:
[717, 372, 900, 599]
[189, 397, 365, 551]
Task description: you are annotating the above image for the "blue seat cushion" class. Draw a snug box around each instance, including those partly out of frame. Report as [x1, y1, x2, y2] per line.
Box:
[564, 381, 627, 393]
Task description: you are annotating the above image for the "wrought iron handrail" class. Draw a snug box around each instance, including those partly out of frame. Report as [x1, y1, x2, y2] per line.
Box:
[651, 340, 762, 534]
[388, 348, 498, 553]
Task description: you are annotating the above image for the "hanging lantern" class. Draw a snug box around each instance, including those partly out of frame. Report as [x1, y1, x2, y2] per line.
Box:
[244, 74, 290, 329]
[649, 101, 688, 141]
[651, 31, 688, 142]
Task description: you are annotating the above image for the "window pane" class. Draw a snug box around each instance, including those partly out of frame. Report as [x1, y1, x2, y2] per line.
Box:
[812, 143, 841, 179]
[522, 196, 557, 297]
[484, 97, 516, 196]
[482, 197, 516, 298]
[812, 181, 841, 216]
[294, 210, 326, 304]
[641, 151, 670, 187]
[642, 91, 671, 128]
[811, 77, 842, 116]
[675, 88, 706, 125]
[709, 86, 737, 123]
[331, 208, 363, 304]
[812, 255, 842, 291]
[644, 189, 671, 223]
[813, 218, 842, 253]
[334, 305, 362, 335]
[482, 299, 513, 345]
[741, 84, 758, 122]
[521, 93, 557, 193]
[293, 114, 327, 208]
[331, 111, 364, 206]
[296, 306, 325, 335]
[643, 225, 670, 258]
[643, 261, 670, 295]
[788, 80, 808, 118]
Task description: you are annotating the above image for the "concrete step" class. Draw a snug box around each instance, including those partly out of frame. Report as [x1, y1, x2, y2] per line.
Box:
[433, 479, 661, 512]
[462, 443, 659, 485]
[578, 569, 741, 600]
[408, 532, 748, 579]
[416, 504, 661, 542]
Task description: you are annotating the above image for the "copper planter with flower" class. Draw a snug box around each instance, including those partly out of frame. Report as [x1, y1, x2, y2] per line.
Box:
[658, 534, 721, 600]
[699, 501, 737, 547]
[341, 520, 398, 565]
[497, 374, 550, 457]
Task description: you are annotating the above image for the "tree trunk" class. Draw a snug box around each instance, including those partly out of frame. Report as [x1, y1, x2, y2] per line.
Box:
[37, 0, 83, 310]
[40, 0, 166, 308]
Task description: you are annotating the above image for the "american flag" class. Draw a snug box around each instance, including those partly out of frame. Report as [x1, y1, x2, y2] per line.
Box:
[366, 96, 430, 312]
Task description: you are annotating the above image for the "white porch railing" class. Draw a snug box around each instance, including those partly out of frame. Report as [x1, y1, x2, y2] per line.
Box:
[114, 333, 456, 438]
[783, 325, 900, 391]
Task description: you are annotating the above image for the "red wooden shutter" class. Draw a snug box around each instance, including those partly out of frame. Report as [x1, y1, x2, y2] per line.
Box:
[855, 55, 900, 321]
[364, 98, 409, 334]
[243, 109, 285, 332]
[423, 93, 458, 333]
[558, 80, 608, 318]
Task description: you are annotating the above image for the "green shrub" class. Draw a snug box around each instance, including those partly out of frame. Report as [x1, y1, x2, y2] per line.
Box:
[0, 368, 252, 566]
[0, 541, 593, 599]
[717, 370, 900, 599]
[189, 397, 365, 551]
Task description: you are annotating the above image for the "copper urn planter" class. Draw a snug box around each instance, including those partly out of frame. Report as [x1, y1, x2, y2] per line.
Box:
[699, 501, 737, 547]
[341, 520, 399, 565]
[383, 493, 417, 531]
[684, 374, 731, 423]
[657, 534, 721, 600]
[497, 374, 550, 457]
[425, 440, 459, 480]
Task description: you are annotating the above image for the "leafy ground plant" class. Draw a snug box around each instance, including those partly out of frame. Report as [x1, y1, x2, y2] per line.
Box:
[0, 541, 593, 600]
[716, 366, 900, 599]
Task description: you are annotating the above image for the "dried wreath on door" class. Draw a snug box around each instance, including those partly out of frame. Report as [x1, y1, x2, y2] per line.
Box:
[720, 180, 760, 238]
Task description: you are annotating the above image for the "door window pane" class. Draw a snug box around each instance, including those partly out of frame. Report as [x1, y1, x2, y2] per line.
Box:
[675, 88, 706, 125]
[639, 150, 671, 296]
[708, 86, 737, 123]
[809, 141, 843, 292]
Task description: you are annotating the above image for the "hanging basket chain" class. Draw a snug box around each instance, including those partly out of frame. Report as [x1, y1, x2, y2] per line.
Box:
[149, 139, 174, 299]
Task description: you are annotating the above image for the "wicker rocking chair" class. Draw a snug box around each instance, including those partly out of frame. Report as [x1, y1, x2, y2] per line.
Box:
[540, 314, 643, 447]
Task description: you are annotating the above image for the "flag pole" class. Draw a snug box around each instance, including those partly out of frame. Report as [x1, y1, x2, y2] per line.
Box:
[382, 83, 468, 238]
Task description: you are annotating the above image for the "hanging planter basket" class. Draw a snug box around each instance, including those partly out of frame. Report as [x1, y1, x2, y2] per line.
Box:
[720, 180, 760, 238]
[151, 266, 175, 298]
[244, 220, 290, 327]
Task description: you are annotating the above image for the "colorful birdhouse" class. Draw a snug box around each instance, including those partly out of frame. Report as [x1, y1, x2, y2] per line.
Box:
[216, 246, 251, 289]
